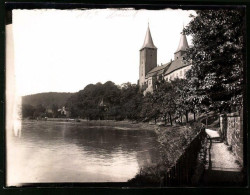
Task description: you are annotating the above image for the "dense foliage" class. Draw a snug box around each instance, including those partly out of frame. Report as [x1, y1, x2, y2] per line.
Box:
[66, 81, 143, 120]
[140, 79, 192, 125]
[184, 9, 245, 113]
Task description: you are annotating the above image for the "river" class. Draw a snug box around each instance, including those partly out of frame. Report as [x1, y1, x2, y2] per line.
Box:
[6, 120, 161, 186]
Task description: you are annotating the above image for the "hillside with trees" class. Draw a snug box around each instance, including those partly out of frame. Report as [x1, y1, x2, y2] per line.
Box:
[22, 92, 74, 107]
[22, 92, 74, 118]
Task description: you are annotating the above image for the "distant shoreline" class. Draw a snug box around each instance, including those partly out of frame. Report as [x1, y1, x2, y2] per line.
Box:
[23, 118, 164, 131]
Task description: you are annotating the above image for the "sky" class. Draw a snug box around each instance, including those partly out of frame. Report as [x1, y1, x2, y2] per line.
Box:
[12, 8, 196, 96]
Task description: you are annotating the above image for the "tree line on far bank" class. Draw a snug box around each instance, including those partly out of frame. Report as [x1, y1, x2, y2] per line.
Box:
[22, 9, 244, 125]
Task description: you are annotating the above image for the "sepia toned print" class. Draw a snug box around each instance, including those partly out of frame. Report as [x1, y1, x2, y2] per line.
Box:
[6, 7, 245, 187]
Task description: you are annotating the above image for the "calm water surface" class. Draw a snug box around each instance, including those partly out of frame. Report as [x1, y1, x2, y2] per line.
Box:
[7, 120, 160, 185]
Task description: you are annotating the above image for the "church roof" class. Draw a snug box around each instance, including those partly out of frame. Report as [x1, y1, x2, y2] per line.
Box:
[164, 58, 190, 76]
[144, 26, 191, 80]
[145, 62, 171, 79]
[141, 25, 157, 50]
[145, 59, 191, 79]
[175, 32, 189, 53]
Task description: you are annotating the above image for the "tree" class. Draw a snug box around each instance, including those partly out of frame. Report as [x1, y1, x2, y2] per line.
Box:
[184, 9, 245, 113]
[120, 83, 143, 120]
[33, 104, 46, 118]
[172, 79, 191, 124]
[157, 80, 179, 126]
[66, 81, 143, 120]
[22, 104, 35, 118]
[51, 104, 59, 118]
[140, 92, 161, 124]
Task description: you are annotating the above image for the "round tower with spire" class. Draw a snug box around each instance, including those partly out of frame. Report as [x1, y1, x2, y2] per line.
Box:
[139, 24, 157, 88]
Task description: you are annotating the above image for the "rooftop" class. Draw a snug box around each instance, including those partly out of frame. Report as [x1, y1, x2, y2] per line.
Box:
[175, 32, 189, 53]
[141, 25, 157, 50]
[146, 62, 171, 78]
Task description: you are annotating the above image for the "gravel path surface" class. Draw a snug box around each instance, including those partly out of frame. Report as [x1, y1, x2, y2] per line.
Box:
[201, 129, 243, 186]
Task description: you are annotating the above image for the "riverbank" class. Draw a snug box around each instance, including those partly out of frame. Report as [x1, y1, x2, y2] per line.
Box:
[24, 118, 164, 131]
[128, 122, 204, 186]
[75, 119, 162, 131]
[24, 117, 203, 133]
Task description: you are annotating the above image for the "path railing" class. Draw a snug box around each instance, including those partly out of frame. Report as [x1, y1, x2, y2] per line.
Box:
[164, 128, 206, 186]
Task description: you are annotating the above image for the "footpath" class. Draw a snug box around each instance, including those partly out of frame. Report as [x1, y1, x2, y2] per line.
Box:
[201, 129, 243, 186]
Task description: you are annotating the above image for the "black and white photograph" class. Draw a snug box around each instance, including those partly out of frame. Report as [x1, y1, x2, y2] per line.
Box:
[5, 4, 246, 188]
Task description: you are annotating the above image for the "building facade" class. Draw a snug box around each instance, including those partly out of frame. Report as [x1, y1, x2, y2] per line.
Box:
[139, 25, 192, 94]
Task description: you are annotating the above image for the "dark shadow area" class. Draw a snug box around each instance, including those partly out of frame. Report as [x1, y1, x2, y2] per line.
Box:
[200, 169, 244, 187]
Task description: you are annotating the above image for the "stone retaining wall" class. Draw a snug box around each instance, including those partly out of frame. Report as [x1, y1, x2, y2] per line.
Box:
[220, 110, 243, 166]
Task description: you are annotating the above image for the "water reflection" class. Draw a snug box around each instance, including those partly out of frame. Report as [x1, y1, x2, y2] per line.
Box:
[7, 121, 160, 186]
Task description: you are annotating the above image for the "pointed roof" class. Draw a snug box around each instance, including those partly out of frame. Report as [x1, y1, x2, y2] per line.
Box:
[175, 30, 189, 53]
[141, 24, 157, 50]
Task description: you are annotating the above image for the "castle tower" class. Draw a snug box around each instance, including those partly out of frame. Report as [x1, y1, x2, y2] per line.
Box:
[174, 30, 189, 60]
[139, 24, 157, 88]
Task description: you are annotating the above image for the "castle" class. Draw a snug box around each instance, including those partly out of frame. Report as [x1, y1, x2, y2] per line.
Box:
[139, 24, 191, 94]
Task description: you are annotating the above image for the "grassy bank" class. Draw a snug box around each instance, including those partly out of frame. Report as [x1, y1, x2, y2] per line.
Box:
[127, 112, 220, 186]
[128, 122, 203, 186]
[75, 119, 160, 130]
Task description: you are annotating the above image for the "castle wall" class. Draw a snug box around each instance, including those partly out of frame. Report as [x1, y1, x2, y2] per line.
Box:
[164, 65, 191, 81]
[143, 64, 192, 94]
[220, 111, 244, 166]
